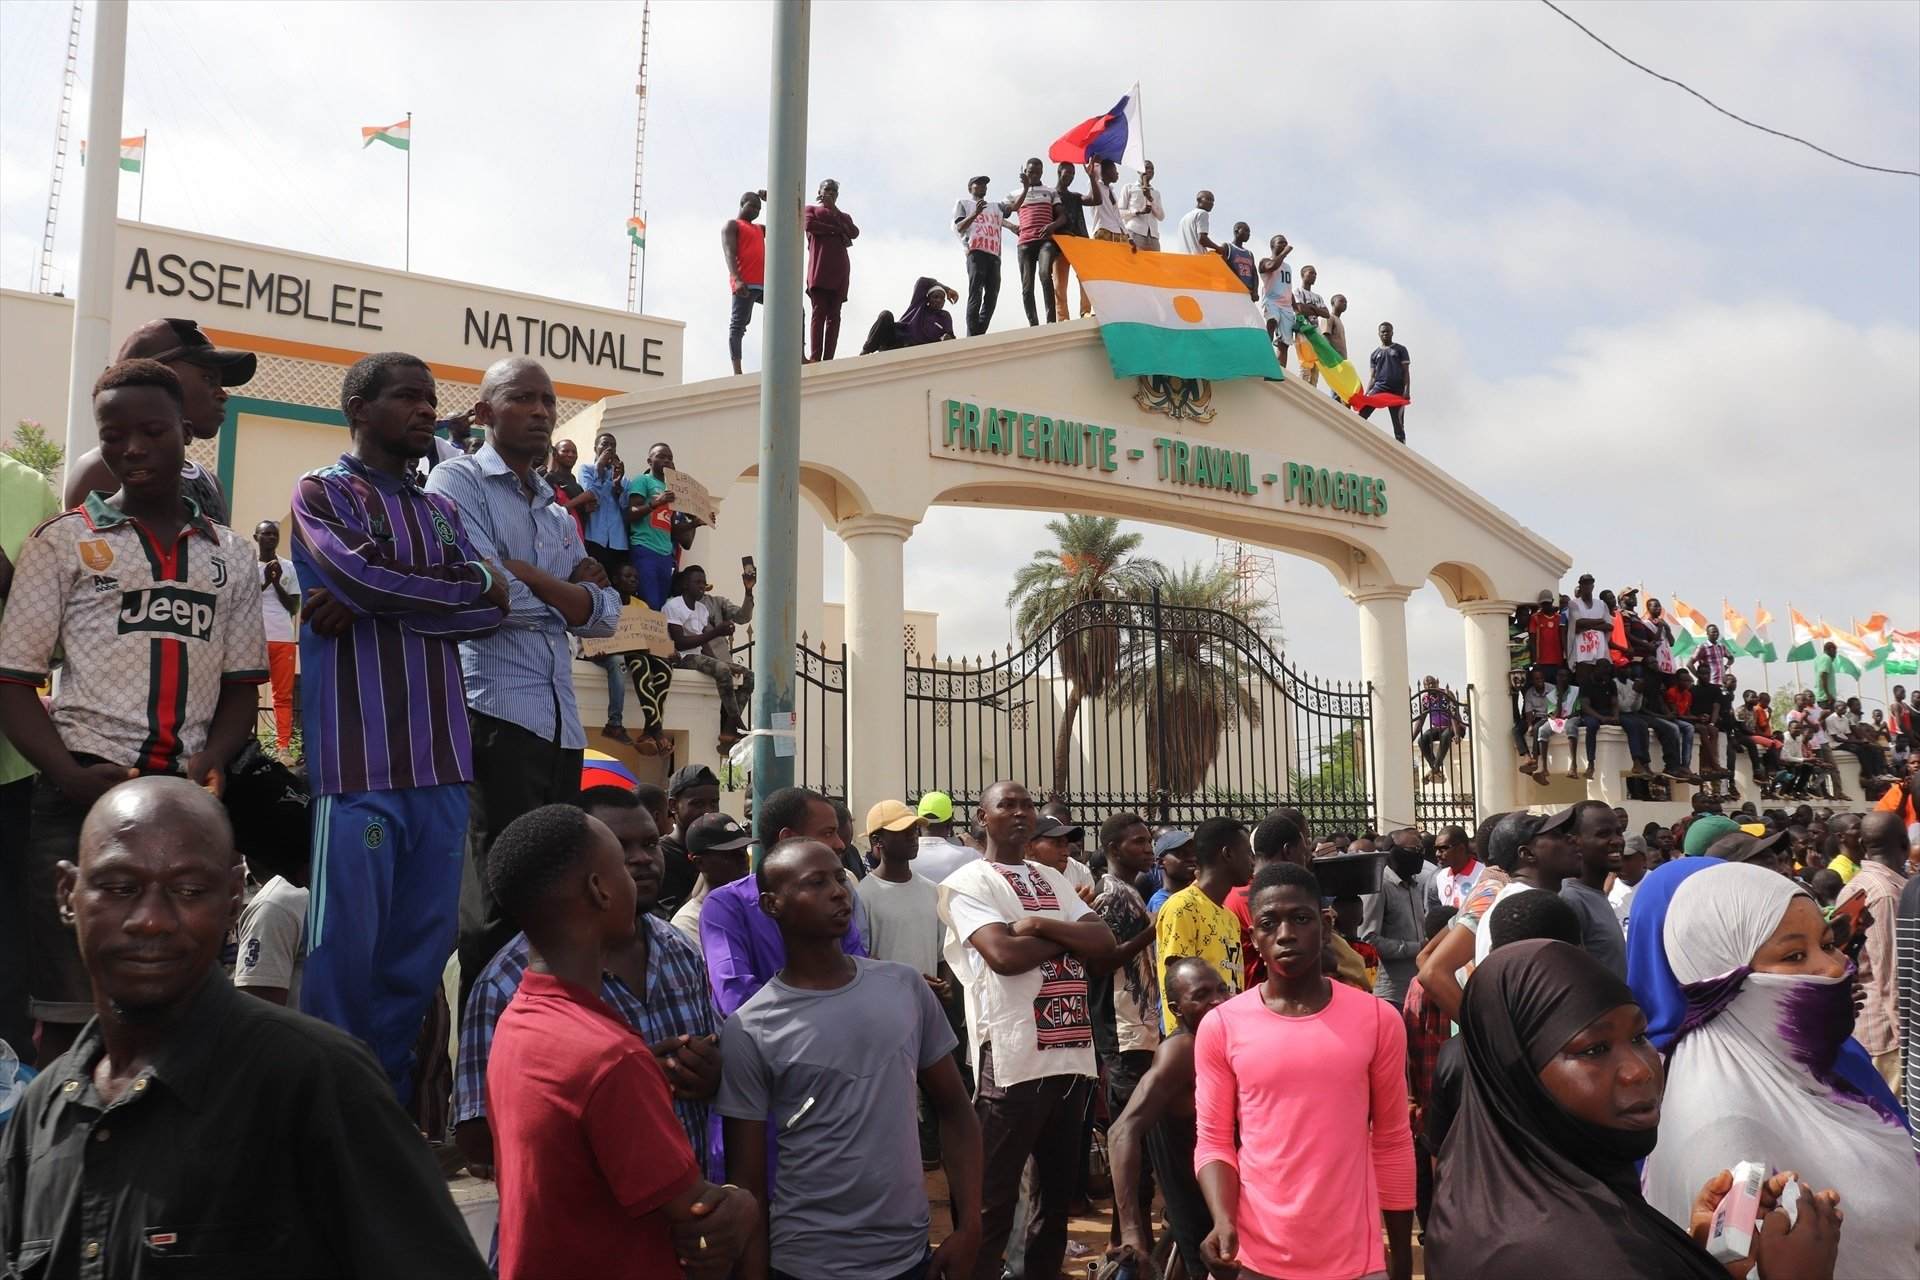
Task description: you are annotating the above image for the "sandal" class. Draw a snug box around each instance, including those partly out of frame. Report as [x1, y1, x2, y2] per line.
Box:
[635, 733, 662, 757]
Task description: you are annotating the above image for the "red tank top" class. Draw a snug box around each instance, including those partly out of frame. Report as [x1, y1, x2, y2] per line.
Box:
[731, 219, 765, 288]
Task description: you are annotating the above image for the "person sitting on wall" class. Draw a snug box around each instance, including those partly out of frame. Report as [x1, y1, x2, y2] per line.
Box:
[861, 277, 960, 354]
[661, 564, 756, 753]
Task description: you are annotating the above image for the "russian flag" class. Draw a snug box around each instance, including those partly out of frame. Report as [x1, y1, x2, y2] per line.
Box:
[1048, 83, 1146, 172]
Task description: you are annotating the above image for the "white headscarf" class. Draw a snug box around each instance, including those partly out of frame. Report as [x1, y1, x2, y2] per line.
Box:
[1643, 863, 1920, 1279]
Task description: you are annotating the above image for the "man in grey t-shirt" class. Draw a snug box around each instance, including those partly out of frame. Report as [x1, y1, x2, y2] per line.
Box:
[717, 839, 982, 1280]
[1559, 800, 1627, 978]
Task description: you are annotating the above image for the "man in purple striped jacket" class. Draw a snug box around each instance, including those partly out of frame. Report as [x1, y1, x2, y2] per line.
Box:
[292, 351, 509, 1100]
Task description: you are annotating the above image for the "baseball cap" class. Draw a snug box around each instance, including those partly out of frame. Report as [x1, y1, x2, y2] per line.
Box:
[116, 318, 256, 386]
[969, 175, 991, 186]
[1529, 805, 1579, 839]
[866, 799, 921, 836]
[686, 812, 752, 856]
[1153, 829, 1194, 857]
[1034, 815, 1083, 842]
[917, 791, 955, 823]
[1715, 829, 1790, 865]
[1682, 814, 1742, 858]
[668, 763, 720, 797]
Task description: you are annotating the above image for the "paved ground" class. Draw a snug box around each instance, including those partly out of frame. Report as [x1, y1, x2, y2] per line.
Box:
[453, 1168, 1429, 1279]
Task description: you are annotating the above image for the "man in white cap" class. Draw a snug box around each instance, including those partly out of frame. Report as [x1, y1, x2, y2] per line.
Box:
[914, 790, 979, 884]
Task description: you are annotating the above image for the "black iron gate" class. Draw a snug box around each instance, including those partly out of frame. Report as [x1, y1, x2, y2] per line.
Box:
[1411, 683, 1478, 830]
[903, 591, 1374, 831]
[731, 631, 847, 801]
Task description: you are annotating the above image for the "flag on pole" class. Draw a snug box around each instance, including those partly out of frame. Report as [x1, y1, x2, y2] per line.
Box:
[1292, 315, 1362, 403]
[1785, 608, 1822, 662]
[1884, 629, 1919, 676]
[1721, 600, 1748, 640]
[1856, 614, 1892, 668]
[1667, 597, 1710, 658]
[1047, 84, 1147, 173]
[361, 119, 411, 150]
[1053, 237, 1282, 382]
[1824, 620, 1872, 677]
[80, 136, 145, 172]
[626, 216, 647, 248]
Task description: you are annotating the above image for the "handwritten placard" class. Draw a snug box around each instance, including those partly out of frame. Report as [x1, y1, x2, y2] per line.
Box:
[580, 603, 674, 659]
[662, 467, 717, 529]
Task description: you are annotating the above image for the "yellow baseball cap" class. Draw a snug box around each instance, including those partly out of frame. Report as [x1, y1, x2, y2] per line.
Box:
[916, 791, 955, 823]
[866, 799, 922, 836]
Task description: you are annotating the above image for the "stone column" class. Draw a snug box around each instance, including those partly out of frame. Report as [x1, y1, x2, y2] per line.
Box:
[1461, 601, 1520, 823]
[838, 514, 915, 818]
[1352, 586, 1416, 832]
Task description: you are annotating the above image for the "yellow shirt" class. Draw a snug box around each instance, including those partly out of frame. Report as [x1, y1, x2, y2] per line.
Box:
[1155, 884, 1243, 1033]
[1828, 853, 1858, 884]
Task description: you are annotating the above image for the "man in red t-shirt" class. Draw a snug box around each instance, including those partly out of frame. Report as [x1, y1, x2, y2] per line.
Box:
[1526, 590, 1565, 675]
[722, 190, 768, 375]
[485, 805, 756, 1280]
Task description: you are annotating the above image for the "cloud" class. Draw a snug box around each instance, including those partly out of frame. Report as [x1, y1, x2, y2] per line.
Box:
[2, 0, 1914, 711]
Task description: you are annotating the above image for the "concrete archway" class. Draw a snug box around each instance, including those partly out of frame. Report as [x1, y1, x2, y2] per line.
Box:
[570, 322, 1569, 821]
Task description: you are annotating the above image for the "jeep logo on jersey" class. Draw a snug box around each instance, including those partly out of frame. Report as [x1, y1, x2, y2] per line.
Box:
[118, 587, 217, 640]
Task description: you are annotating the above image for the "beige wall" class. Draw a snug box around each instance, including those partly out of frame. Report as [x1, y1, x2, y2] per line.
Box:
[0, 290, 75, 457]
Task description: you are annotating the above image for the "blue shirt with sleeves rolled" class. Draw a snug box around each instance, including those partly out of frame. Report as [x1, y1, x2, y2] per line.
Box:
[424, 443, 620, 748]
[575, 461, 629, 550]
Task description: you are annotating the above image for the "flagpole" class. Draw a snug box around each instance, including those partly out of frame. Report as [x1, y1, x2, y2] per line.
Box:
[404, 111, 412, 272]
[138, 130, 147, 221]
[1758, 601, 1772, 698]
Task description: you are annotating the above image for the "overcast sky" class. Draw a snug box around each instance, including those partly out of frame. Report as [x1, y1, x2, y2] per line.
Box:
[3, 0, 1916, 700]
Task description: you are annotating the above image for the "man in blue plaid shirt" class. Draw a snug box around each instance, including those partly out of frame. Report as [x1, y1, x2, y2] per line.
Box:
[453, 786, 723, 1180]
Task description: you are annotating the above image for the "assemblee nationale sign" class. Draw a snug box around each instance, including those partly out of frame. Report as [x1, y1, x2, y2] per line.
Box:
[929, 394, 1388, 521]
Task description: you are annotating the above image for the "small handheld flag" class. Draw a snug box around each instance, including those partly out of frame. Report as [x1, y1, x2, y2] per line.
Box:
[1292, 316, 1363, 404]
[626, 216, 647, 248]
[1048, 83, 1147, 173]
[361, 119, 411, 151]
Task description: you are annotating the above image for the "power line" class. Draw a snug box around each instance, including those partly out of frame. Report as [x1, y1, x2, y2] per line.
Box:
[1540, 0, 1920, 179]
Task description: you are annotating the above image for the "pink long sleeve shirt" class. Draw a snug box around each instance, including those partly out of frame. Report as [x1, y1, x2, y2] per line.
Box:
[1193, 981, 1415, 1280]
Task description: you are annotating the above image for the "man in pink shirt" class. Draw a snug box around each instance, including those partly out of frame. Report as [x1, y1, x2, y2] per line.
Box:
[1195, 860, 1415, 1280]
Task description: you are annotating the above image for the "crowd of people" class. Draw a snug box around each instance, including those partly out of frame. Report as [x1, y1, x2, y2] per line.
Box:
[1509, 578, 1914, 804]
[716, 162, 1419, 442]
[3, 331, 1919, 1279]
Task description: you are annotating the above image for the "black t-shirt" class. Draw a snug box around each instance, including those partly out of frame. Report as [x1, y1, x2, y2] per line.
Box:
[656, 831, 695, 917]
[1054, 192, 1088, 240]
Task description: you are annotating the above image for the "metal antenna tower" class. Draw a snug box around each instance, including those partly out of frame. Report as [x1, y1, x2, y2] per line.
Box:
[625, 0, 652, 313]
[36, 1, 84, 293]
[1214, 539, 1284, 644]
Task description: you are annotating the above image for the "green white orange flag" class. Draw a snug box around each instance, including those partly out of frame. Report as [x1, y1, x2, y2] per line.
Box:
[1884, 629, 1919, 676]
[1786, 608, 1823, 662]
[1856, 614, 1892, 668]
[1053, 237, 1281, 382]
[79, 136, 144, 172]
[1823, 621, 1872, 678]
[1667, 597, 1710, 658]
[626, 217, 647, 248]
[361, 119, 410, 151]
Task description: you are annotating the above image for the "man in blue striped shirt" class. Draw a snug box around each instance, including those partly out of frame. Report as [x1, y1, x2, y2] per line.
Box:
[426, 357, 622, 999]
[292, 351, 509, 1098]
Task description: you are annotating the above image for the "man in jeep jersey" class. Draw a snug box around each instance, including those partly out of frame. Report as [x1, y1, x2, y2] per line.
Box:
[0, 359, 267, 1063]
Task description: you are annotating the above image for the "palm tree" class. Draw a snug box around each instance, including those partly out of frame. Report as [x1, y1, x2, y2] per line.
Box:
[1006, 516, 1164, 799]
[1111, 563, 1265, 798]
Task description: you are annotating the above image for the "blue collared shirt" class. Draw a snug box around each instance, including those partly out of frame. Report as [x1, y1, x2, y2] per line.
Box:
[424, 444, 619, 747]
[453, 917, 722, 1178]
[575, 461, 629, 550]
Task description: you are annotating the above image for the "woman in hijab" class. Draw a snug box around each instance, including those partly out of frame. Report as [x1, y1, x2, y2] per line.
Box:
[860, 277, 958, 353]
[1624, 854, 1905, 1123]
[1429, 938, 1841, 1280]
[1644, 862, 1917, 1279]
